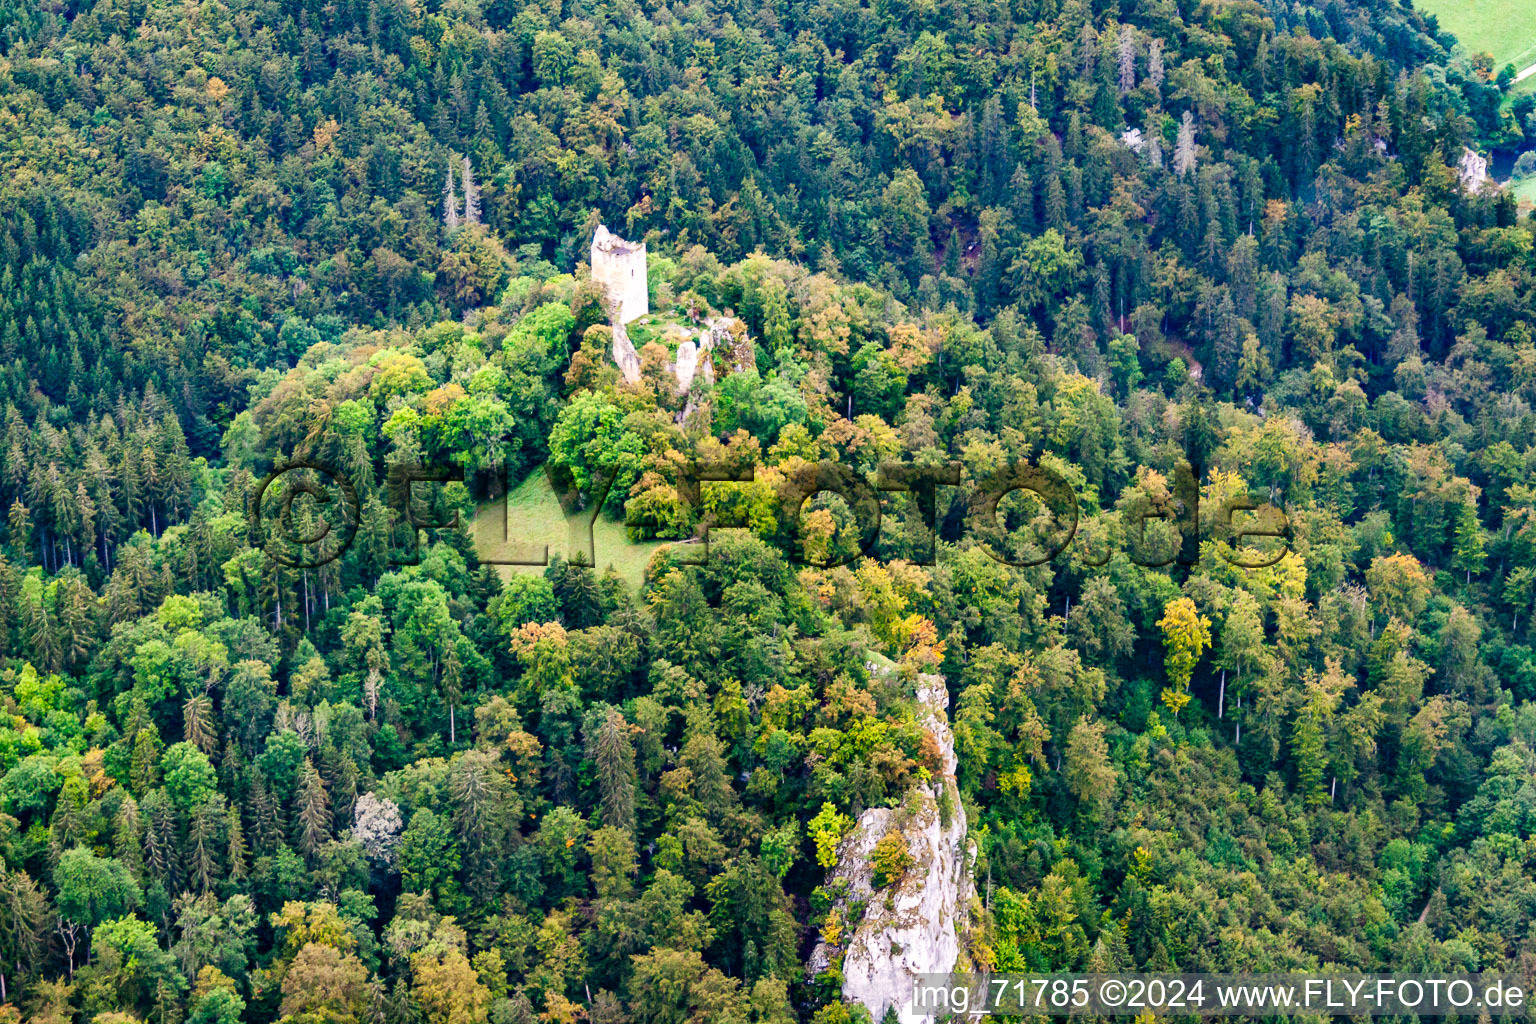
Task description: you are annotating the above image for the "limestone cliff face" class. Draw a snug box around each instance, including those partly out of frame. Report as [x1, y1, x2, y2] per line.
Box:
[807, 673, 974, 1024]
[611, 322, 641, 384]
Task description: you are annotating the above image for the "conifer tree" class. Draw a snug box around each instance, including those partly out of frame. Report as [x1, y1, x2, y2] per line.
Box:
[296, 758, 331, 859]
[1174, 112, 1198, 176]
[461, 155, 480, 226]
[245, 774, 283, 855]
[225, 803, 249, 881]
[1386, 292, 1421, 367]
[442, 163, 460, 231]
[143, 790, 183, 893]
[1452, 500, 1486, 583]
[1117, 25, 1136, 94]
[188, 800, 221, 893]
[0, 865, 48, 1003]
[7, 499, 28, 564]
[22, 582, 59, 673]
[587, 708, 637, 832]
[449, 751, 509, 903]
[184, 693, 216, 754]
[47, 783, 86, 865]
[130, 728, 163, 794]
[113, 795, 145, 880]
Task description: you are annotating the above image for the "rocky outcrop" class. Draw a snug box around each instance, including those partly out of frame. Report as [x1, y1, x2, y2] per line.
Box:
[1459, 147, 1489, 192]
[807, 673, 974, 1024]
[608, 312, 751, 398]
[611, 321, 641, 384]
[675, 337, 702, 392]
[670, 315, 749, 393]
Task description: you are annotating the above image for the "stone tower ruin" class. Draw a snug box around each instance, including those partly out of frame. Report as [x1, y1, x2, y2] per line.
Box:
[590, 224, 648, 324]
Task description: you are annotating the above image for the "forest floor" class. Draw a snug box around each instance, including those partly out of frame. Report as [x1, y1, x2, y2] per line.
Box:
[471, 465, 665, 590]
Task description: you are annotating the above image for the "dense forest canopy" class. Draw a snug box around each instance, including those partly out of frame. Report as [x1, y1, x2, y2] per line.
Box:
[0, 0, 1533, 1021]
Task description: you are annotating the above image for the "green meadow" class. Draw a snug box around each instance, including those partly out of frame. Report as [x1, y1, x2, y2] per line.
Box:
[1416, 0, 1536, 90]
[472, 465, 668, 590]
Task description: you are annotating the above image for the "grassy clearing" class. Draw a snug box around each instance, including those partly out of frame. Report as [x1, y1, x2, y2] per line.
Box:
[1513, 174, 1536, 207]
[622, 307, 695, 354]
[471, 465, 666, 591]
[1415, 0, 1536, 75]
[623, 317, 661, 348]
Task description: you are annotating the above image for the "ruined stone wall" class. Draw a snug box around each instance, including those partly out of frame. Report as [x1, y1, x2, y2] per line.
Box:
[591, 225, 648, 324]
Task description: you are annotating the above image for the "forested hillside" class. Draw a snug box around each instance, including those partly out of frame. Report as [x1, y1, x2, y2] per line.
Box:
[0, 0, 1534, 1022]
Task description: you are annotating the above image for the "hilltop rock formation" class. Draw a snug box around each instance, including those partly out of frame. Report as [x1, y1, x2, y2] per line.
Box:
[807, 673, 974, 1024]
[671, 315, 751, 393]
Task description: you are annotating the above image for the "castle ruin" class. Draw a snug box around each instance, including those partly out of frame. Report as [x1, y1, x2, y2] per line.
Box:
[591, 225, 648, 324]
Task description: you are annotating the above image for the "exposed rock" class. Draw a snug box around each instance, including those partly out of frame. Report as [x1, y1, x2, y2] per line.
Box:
[807, 673, 974, 1024]
[611, 321, 641, 384]
[612, 311, 749, 395]
[675, 338, 700, 392]
[704, 315, 752, 373]
[1459, 147, 1489, 192]
[669, 315, 746, 394]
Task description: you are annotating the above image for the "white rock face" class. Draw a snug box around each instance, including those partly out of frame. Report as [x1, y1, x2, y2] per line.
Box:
[670, 315, 743, 393]
[1459, 147, 1489, 192]
[611, 321, 641, 384]
[808, 673, 973, 1024]
[675, 338, 700, 392]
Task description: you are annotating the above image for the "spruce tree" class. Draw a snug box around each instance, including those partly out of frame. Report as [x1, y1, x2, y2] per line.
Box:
[1174, 111, 1198, 176]
[188, 799, 221, 893]
[143, 790, 183, 893]
[225, 802, 249, 881]
[461, 155, 480, 226]
[6, 499, 28, 564]
[296, 758, 331, 859]
[449, 750, 508, 904]
[1452, 501, 1487, 583]
[113, 794, 145, 880]
[245, 772, 283, 855]
[0, 866, 48, 1004]
[184, 693, 216, 754]
[442, 163, 460, 231]
[587, 708, 637, 831]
